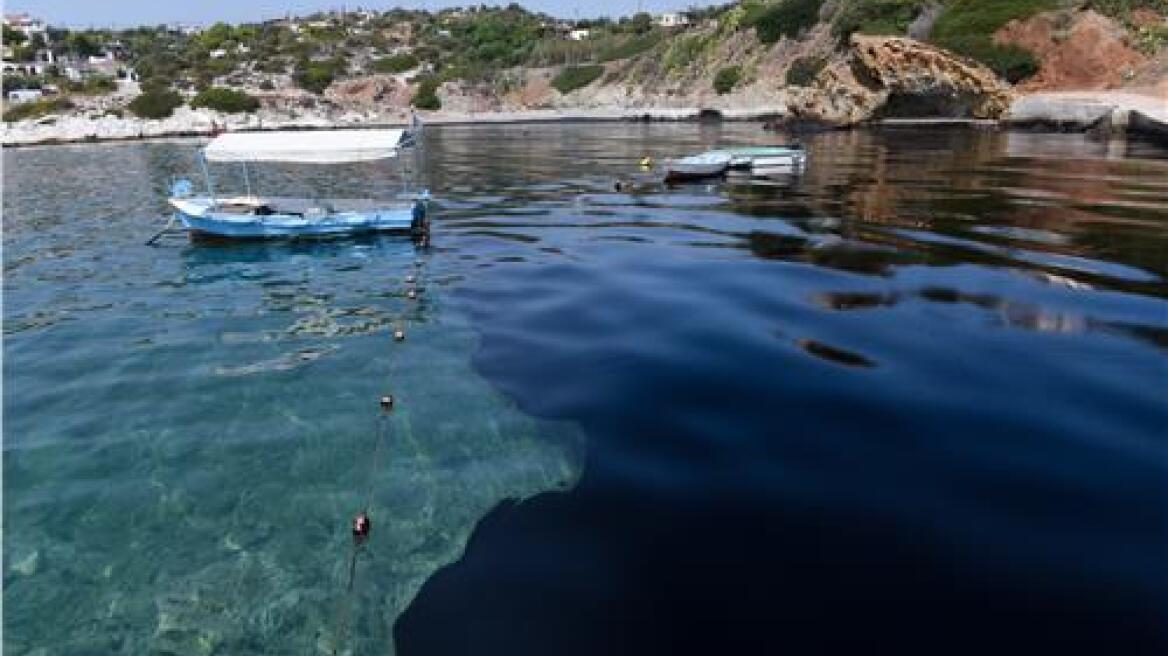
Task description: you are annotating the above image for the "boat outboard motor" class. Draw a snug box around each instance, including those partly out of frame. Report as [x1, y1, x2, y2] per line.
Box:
[410, 190, 430, 236]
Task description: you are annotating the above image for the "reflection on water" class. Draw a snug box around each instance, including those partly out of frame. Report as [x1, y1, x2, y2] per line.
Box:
[397, 125, 1167, 656]
[4, 124, 1168, 655]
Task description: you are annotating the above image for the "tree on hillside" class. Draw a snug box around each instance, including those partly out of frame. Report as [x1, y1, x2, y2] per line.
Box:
[199, 22, 234, 50]
[3, 24, 27, 46]
[64, 32, 103, 57]
[629, 13, 654, 35]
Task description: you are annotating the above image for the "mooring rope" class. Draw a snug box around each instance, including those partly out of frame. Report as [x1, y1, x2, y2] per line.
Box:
[330, 257, 425, 655]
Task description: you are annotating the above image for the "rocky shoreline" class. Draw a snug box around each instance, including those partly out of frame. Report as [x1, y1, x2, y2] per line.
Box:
[0, 106, 756, 148]
[6, 31, 1163, 149]
[5, 92, 1166, 149]
[4, 33, 1165, 149]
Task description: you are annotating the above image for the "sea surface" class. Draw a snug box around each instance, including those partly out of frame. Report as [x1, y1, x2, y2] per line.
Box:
[4, 124, 1166, 655]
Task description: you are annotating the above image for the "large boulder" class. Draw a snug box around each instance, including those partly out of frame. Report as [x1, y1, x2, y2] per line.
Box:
[786, 35, 1012, 125]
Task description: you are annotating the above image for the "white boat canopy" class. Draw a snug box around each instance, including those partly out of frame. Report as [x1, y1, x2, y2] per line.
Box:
[202, 129, 407, 164]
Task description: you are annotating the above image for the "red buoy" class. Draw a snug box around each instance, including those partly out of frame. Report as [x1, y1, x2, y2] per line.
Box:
[352, 512, 371, 540]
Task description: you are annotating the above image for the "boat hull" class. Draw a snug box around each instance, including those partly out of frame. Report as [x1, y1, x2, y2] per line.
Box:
[725, 146, 806, 170]
[664, 151, 732, 183]
[663, 166, 727, 183]
[750, 154, 806, 169]
[169, 198, 426, 240]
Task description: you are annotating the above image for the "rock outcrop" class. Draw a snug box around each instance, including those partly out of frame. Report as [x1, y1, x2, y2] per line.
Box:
[787, 35, 1012, 126]
[1007, 91, 1168, 144]
[325, 75, 412, 108]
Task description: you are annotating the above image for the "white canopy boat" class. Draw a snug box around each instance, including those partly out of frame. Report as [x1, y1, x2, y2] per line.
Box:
[161, 127, 429, 242]
[663, 150, 733, 183]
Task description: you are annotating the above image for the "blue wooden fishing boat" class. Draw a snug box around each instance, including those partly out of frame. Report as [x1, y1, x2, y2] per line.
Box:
[160, 127, 428, 242]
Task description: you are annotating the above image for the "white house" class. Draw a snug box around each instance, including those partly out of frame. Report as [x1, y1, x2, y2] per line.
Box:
[655, 12, 690, 28]
[168, 23, 202, 35]
[4, 13, 49, 42]
[569, 28, 590, 41]
[7, 88, 43, 103]
[2, 60, 47, 76]
[88, 53, 116, 65]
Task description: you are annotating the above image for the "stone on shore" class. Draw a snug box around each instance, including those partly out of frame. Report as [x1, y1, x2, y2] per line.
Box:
[1006, 91, 1168, 143]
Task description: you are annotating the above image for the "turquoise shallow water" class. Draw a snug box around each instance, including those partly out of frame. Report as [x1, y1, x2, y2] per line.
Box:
[5, 124, 1168, 655]
[3, 140, 582, 654]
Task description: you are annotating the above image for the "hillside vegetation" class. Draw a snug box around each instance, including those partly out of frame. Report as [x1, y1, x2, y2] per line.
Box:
[4, 1, 1164, 122]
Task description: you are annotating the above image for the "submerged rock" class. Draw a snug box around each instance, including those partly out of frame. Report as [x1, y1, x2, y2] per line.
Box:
[10, 549, 40, 577]
[787, 35, 1012, 126]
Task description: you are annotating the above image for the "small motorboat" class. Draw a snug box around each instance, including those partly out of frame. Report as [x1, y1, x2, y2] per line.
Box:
[159, 127, 429, 242]
[722, 145, 806, 170]
[664, 150, 732, 183]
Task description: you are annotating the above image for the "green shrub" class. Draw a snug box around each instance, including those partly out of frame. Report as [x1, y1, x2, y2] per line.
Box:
[939, 36, 1039, 83]
[2, 24, 27, 46]
[713, 65, 742, 94]
[411, 77, 441, 109]
[371, 53, 419, 74]
[551, 65, 604, 94]
[597, 31, 663, 62]
[933, 0, 1057, 42]
[139, 77, 173, 95]
[256, 58, 287, 74]
[190, 86, 260, 113]
[294, 59, 343, 94]
[128, 89, 183, 119]
[1075, 0, 1168, 21]
[63, 75, 117, 95]
[931, 0, 1055, 83]
[663, 34, 711, 71]
[832, 0, 925, 40]
[527, 38, 596, 66]
[1, 75, 38, 95]
[1134, 23, 1168, 54]
[751, 0, 822, 44]
[785, 55, 826, 86]
[2, 97, 74, 122]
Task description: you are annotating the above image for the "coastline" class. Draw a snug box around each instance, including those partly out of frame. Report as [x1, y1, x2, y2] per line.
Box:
[0, 106, 781, 148]
[4, 92, 1166, 148]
